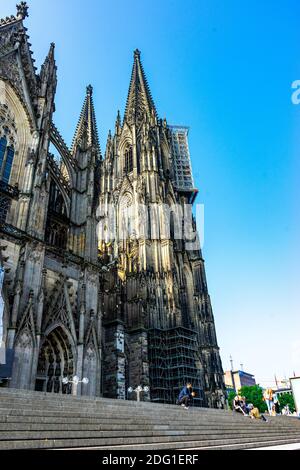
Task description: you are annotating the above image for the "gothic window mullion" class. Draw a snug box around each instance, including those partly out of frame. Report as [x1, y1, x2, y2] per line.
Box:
[0, 137, 7, 173]
[0, 144, 8, 181]
[2, 146, 15, 184]
[124, 146, 133, 174]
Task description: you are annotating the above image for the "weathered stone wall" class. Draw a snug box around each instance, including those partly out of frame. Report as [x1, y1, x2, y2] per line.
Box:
[103, 322, 126, 399]
[126, 330, 150, 401]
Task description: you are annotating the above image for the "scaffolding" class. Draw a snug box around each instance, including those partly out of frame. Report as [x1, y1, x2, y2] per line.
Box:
[148, 327, 205, 407]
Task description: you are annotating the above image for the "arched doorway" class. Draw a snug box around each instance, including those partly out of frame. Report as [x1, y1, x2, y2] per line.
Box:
[35, 326, 75, 394]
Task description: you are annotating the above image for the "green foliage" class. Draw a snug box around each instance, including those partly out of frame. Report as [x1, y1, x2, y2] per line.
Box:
[278, 393, 296, 413]
[238, 385, 267, 413]
[227, 386, 296, 415]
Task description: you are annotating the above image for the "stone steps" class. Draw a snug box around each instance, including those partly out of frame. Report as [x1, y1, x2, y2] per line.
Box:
[1, 414, 274, 426]
[0, 400, 289, 420]
[0, 406, 264, 421]
[0, 399, 232, 416]
[2, 410, 294, 429]
[1, 429, 299, 441]
[2, 433, 300, 451]
[60, 437, 300, 451]
[1, 388, 300, 450]
[0, 422, 298, 432]
[0, 392, 242, 415]
[2, 394, 298, 423]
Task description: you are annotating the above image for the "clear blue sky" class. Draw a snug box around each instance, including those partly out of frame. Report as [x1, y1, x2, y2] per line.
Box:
[2, 0, 300, 387]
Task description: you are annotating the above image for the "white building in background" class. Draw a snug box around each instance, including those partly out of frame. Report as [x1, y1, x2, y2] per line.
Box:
[290, 377, 300, 416]
[275, 377, 291, 390]
[169, 126, 195, 191]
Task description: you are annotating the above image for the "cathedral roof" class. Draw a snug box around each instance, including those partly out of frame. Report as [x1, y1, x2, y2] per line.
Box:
[123, 49, 158, 126]
[0, 2, 28, 28]
[71, 84, 101, 159]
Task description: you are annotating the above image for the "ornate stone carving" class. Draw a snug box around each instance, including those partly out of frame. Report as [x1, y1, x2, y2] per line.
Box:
[85, 345, 96, 360]
[0, 103, 18, 146]
[16, 2, 29, 20]
[27, 242, 44, 263]
[15, 329, 32, 348]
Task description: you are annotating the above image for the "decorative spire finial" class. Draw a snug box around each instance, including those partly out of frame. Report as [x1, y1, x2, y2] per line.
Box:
[16, 1, 29, 20]
[86, 84, 93, 96]
[134, 49, 141, 59]
[116, 110, 121, 125]
[48, 42, 55, 59]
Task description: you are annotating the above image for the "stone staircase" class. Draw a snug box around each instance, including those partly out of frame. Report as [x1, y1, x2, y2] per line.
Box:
[1, 388, 300, 450]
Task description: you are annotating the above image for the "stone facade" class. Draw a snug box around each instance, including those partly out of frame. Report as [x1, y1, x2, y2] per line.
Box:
[0, 3, 225, 406]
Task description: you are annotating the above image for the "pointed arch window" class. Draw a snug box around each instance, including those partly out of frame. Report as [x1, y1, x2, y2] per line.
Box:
[48, 180, 67, 218]
[0, 136, 15, 184]
[45, 180, 69, 250]
[124, 146, 133, 174]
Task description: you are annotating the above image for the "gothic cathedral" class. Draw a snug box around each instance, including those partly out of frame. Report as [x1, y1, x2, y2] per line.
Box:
[0, 3, 225, 407]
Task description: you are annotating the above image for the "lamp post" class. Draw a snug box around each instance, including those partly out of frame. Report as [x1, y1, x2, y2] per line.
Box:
[62, 375, 89, 396]
[127, 385, 149, 402]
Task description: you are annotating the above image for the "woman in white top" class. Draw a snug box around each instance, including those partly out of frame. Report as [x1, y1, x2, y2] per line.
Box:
[263, 388, 274, 416]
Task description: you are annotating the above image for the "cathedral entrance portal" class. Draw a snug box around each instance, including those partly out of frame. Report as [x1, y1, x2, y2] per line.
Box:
[35, 326, 75, 394]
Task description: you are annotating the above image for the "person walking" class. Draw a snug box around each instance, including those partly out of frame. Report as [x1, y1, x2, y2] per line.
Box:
[263, 388, 274, 416]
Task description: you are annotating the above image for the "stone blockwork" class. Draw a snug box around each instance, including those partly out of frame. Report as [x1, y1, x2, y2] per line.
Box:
[103, 322, 126, 399]
[126, 330, 150, 400]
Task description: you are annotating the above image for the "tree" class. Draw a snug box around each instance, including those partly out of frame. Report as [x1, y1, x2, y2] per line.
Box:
[278, 393, 296, 413]
[238, 385, 267, 413]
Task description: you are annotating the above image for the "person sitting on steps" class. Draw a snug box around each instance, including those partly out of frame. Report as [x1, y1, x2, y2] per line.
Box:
[248, 403, 268, 422]
[233, 395, 248, 416]
[177, 383, 195, 410]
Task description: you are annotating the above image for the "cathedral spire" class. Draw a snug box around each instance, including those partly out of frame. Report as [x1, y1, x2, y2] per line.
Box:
[47, 42, 55, 61]
[123, 49, 158, 125]
[40, 43, 56, 73]
[105, 129, 113, 159]
[39, 42, 57, 98]
[71, 84, 101, 158]
[114, 110, 121, 135]
[115, 110, 121, 127]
